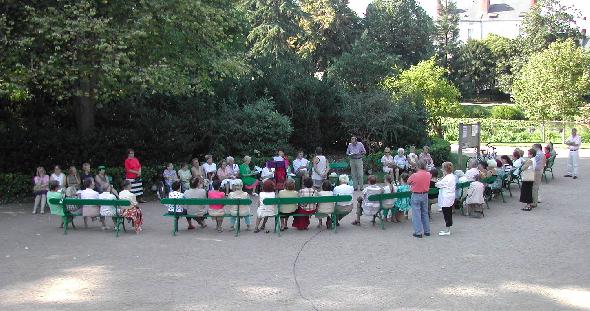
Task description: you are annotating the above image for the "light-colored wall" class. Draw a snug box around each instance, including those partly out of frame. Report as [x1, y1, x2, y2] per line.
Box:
[459, 19, 523, 42]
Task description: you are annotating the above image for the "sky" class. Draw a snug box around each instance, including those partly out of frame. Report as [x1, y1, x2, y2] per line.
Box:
[348, 0, 590, 20]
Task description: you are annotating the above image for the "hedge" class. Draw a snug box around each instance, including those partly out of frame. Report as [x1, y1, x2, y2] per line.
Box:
[442, 118, 590, 143]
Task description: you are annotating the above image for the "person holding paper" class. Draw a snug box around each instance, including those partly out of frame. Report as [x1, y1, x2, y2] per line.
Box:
[346, 136, 366, 191]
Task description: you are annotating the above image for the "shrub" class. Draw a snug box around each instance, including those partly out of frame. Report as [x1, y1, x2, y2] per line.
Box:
[0, 173, 32, 204]
[491, 105, 525, 120]
[460, 105, 492, 118]
[429, 137, 451, 166]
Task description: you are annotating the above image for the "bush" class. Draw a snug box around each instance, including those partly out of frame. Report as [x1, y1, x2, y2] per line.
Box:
[491, 105, 525, 120]
[429, 137, 451, 166]
[0, 173, 32, 204]
[460, 105, 492, 118]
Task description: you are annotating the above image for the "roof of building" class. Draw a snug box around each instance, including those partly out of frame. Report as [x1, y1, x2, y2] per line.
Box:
[454, 0, 531, 21]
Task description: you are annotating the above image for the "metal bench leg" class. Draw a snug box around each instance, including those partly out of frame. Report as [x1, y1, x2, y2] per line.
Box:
[62, 215, 69, 235]
[275, 215, 281, 237]
[173, 216, 179, 236]
[235, 217, 240, 237]
[332, 213, 337, 233]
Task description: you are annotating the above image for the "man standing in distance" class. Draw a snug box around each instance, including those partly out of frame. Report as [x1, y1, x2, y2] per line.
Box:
[565, 128, 581, 179]
[346, 136, 366, 191]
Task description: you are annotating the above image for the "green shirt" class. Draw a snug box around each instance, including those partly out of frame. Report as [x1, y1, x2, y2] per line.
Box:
[239, 164, 257, 186]
[47, 191, 64, 216]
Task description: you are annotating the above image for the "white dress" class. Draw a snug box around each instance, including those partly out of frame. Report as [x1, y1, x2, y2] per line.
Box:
[98, 192, 117, 216]
[257, 192, 276, 217]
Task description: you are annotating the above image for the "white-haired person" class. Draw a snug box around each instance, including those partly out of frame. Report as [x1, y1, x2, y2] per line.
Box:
[277, 179, 298, 231]
[228, 179, 252, 231]
[332, 174, 354, 226]
[239, 156, 260, 195]
[419, 146, 434, 170]
[393, 147, 408, 184]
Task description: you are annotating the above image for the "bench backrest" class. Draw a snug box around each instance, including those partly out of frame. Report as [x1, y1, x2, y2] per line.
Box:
[368, 191, 412, 202]
[329, 162, 349, 170]
[262, 195, 352, 205]
[48, 198, 131, 206]
[481, 175, 497, 184]
[160, 198, 252, 206]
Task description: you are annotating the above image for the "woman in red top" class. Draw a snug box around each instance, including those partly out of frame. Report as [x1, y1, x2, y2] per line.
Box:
[124, 149, 146, 203]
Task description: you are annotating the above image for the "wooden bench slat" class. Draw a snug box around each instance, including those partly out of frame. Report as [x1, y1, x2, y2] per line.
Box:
[263, 195, 352, 205]
[160, 198, 252, 205]
[48, 198, 131, 206]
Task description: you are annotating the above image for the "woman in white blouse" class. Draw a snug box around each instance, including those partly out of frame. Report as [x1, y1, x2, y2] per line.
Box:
[436, 162, 456, 236]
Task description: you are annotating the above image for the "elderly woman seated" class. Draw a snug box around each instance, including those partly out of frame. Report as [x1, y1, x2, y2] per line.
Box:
[352, 175, 383, 226]
[228, 179, 252, 231]
[332, 174, 354, 226]
[393, 148, 408, 183]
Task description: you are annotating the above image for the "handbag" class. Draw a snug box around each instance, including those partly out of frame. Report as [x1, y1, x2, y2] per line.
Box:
[521, 166, 535, 182]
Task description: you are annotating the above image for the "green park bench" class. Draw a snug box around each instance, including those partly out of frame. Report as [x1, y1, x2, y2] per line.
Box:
[543, 154, 556, 182]
[161, 198, 253, 237]
[48, 198, 131, 237]
[481, 175, 505, 207]
[262, 195, 353, 236]
[366, 191, 412, 230]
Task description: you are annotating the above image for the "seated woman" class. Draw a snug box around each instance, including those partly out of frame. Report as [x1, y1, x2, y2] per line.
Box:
[255, 179, 276, 233]
[118, 180, 144, 233]
[419, 146, 434, 170]
[208, 181, 226, 232]
[407, 146, 418, 172]
[217, 160, 232, 192]
[382, 175, 396, 222]
[500, 155, 513, 174]
[465, 174, 485, 217]
[381, 147, 395, 177]
[163, 163, 179, 193]
[544, 145, 552, 159]
[316, 180, 335, 229]
[66, 166, 81, 190]
[228, 179, 251, 231]
[184, 177, 207, 229]
[490, 159, 506, 191]
[393, 173, 411, 223]
[166, 181, 194, 229]
[393, 148, 408, 183]
[239, 156, 260, 195]
[98, 184, 119, 229]
[478, 161, 492, 179]
[512, 149, 524, 176]
[220, 157, 240, 193]
[352, 175, 383, 226]
[178, 163, 192, 192]
[332, 174, 354, 226]
[292, 177, 317, 230]
[95, 165, 117, 195]
[46, 180, 72, 228]
[278, 179, 298, 231]
[202, 155, 217, 190]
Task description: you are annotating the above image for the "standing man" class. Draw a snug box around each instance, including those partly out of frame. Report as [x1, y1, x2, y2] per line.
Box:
[408, 160, 432, 238]
[346, 136, 366, 191]
[532, 143, 545, 208]
[565, 128, 581, 179]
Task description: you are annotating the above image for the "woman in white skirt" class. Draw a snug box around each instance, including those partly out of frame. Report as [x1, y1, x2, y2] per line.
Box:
[254, 179, 276, 233]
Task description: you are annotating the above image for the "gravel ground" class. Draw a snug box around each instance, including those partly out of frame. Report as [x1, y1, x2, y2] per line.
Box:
[1, 156, 589, 311]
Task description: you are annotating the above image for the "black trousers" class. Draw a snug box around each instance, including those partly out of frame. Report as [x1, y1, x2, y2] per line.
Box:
[442, 205, 453, 227]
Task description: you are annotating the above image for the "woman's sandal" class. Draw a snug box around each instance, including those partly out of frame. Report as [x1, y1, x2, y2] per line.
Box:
[521, 207, 532, 211]
[351, 221, 360, 226]
[254, 228, 260, 233]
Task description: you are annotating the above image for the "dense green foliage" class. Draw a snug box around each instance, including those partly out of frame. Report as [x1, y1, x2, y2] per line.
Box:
[513, 40, 590, 122]
[442, 118, 590, 143]
[383, 58, 461, 138]
[451, 40, 496, 97]
[433, 0, 460, 69]
[429, 137, 451, 166]
[460, 105, 492, 118]
[490, 105, 526, 120]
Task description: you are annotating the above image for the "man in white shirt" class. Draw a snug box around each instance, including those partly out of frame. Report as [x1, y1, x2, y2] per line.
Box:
[565, 128, 581, 179]
[292, 151, 310, 178]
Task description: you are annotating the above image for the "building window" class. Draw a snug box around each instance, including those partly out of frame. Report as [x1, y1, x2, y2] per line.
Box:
[468, 28, 473, 40]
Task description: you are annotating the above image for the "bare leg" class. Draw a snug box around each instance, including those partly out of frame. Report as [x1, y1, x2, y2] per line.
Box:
[84, 216, 89, 228]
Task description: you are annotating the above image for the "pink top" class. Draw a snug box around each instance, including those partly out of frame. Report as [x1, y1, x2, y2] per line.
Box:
[407, 170, 431, 193]
[33, 175, 49, 191]
[124, 157, 141, 179]
[208, 190, 225, 210]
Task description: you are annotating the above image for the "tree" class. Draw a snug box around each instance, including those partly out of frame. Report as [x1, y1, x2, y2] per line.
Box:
[339, 91, 427, 150]
[433, 0, 460, 69]
[297, 0, 361, 72]
[482, 34, 520, 94]
[513, 39, 590, 124]
[326, 33, 400, 93]
[520, 0, 582, 55]
[242, 0, 303, 65]
[451, 40, 496, 97]
[383, 58, 460, 137]
[365, 0, 434, 67]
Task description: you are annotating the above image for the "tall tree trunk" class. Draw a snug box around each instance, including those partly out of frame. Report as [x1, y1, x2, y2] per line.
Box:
[74, 78, 96, 134]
